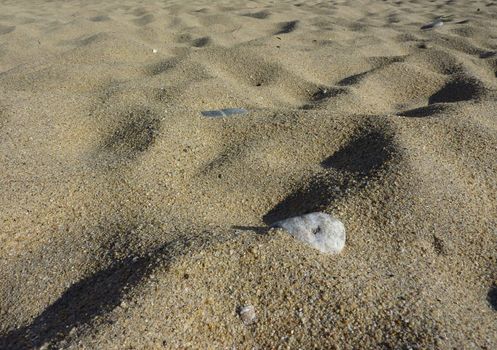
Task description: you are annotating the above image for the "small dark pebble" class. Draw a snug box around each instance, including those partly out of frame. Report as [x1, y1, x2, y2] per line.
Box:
[479, 51, 496, 59]
[421, 19, 443, 30]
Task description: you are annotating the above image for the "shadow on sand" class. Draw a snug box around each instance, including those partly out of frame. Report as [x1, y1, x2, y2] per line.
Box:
[263, 129, 394, 225]
[0, 231, 222, 349]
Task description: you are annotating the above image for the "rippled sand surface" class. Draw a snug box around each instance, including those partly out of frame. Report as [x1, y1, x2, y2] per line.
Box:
[1, 0, 496, 348]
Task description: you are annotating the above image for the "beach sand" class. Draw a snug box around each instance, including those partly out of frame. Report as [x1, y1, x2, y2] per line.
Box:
[0, 0, 496, 348]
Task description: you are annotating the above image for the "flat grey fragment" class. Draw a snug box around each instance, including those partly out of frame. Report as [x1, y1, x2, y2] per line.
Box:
[421, 18, 443, 30]
[479, 51, 497, 59]
[201, 108, 248, 117]
[272, 212, 346, 254]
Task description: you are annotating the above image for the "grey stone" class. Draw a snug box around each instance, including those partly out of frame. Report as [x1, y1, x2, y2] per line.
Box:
[201, 108, 247, 117]
[421, 19, 443, 30]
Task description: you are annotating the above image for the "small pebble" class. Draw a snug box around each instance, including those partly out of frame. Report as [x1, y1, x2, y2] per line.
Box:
[421, 19, 443, 30]
[152, 48, 158, 53]
[272, 212, 346, 254]
[239, 305, 257, 325]
[479, 51, 496, 59]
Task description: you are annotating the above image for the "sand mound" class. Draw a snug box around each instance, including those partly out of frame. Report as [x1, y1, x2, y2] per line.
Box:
[0, 0, 496, 349]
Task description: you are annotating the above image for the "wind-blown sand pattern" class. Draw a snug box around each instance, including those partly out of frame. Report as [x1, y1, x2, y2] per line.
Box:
[0, 0, 496, 348]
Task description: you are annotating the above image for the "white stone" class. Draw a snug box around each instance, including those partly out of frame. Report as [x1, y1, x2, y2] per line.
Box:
[152, 48, 158, 53]
[239, 305, 256, 325]
[272, 212, 346, 254]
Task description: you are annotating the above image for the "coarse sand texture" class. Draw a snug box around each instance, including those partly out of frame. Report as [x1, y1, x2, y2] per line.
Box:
[0, 0, 496, 349]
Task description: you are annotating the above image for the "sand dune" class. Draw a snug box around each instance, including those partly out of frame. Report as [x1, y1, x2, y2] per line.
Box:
[0, 0, 496, 348]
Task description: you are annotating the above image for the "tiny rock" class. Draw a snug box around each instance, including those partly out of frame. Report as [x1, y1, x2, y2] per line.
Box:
[239, 305, 257, 325]
[152, 48, 158, 53]
[421, 18, 443, 30]
[272, 212, 346, 254]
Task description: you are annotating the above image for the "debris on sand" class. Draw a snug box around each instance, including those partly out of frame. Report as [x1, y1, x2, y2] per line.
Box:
[238, 305, 257, 325]
[271, 212, 346, 254]
[421, 18, 444, 30]
[201, 108, 248, 117]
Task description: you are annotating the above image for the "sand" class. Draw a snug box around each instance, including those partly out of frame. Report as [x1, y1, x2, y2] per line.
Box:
[0, 0, 496, 348]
